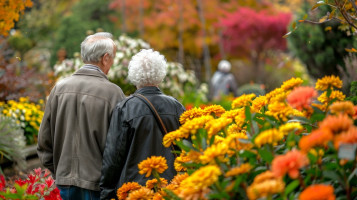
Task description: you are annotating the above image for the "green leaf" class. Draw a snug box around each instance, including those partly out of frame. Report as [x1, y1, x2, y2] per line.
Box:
[240, 150, 256, 159]
[176, 140, 192, 152]
[323, 170, 344, 186]
[303, 14, 308, 20]
[292, 21, 297, 30]
[284, 180, 300, 196]
[245, 106, 252, 122]
[348, 168, 357, 183]
[258, 147, 274, 164]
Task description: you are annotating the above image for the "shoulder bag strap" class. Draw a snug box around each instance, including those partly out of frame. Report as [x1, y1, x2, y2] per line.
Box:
[133, 93, 177, 158]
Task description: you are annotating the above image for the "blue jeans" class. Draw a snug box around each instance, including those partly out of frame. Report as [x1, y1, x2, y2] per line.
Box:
[57, 185, 100, 200]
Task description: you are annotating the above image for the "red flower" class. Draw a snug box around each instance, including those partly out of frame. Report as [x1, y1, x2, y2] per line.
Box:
[287, 86, 317, 111]
[272, 149, 309, 179]
[0, 175, 5, 191]
[45, 176, 55, 188]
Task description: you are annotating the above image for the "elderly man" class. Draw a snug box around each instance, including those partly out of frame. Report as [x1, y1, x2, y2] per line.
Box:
[100, 49, 185, 199]
[37, 32, 126, 200]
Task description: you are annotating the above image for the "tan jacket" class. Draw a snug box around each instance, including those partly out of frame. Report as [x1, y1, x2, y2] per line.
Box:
[37, 68, 125, 191]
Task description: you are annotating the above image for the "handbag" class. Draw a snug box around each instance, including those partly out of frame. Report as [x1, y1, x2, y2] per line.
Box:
[133, 93, 178, 158]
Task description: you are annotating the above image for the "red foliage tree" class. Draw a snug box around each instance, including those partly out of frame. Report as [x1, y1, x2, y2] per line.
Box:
[220, 7, 291, 80]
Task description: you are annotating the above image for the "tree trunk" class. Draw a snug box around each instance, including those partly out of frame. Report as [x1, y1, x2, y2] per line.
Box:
[196, 0, 212, 82]
[177, 0, 185, 65]
[121, 0, 127, 33]
[139, 0, 144, 36]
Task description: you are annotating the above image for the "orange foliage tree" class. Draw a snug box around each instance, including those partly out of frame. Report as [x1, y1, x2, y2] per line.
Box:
[0, 0, 33, 37]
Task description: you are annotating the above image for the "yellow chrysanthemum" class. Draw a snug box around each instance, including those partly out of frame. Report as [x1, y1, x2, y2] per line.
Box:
[251, 95, 268, 113]
[221, 108, 243, 119]
[225, 132, 253, 151]
[138, 156, 168, 177]
[179, 107, 204, 124]
[329, 101, 355, 116]
[227, 124, 243, 135]
[315, 75, 342, 91]
[199, 142, 229, 164]
[145, 178, 168, 189]
[266, 88, 285, 103]
[254, 128, 284, 147]
[266, 102, 304, 121]
[163, 115, 214, 147]
[318, 90, 345, 104]
[179, 165, 221, 195]
[152, 193, 164, 200]
[117, 182, 141, 200]
[279, 122, 303, 135]
[127, 187, 154, 200]
[232, 94, 256, 109]
[174, 153, 192, 172]
[225, 163, 252, 177]
[269, 91, 288, 103]
[281, 77, 304, 91]
[186, 150, 202, 163]
[170, 173, 189, 186]
[202, 105, 225, 117]
[205, 117, 233, 138]
[162, 129, 184, 148]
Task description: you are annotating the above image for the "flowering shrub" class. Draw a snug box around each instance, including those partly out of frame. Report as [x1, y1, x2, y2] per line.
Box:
[53, 34, 207, 102]
[0, 168, 61, 200]
[0, 97, 44, 145]
[114, 75, 357, 199]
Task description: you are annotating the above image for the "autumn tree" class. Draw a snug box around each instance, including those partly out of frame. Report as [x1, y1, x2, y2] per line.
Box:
[0, 0, 33, 37]
[220, 7, 291, 82]
[109, 0, 242, 81]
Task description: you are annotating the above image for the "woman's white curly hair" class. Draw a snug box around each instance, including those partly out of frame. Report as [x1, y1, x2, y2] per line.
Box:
[128, 49, 167, 88]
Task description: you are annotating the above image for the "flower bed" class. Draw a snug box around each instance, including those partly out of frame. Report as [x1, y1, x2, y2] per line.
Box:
[115, 75, 357, 200]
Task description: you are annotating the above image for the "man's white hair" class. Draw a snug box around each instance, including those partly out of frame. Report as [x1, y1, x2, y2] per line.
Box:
[218, 60, 231, 72]
[128, 49, 167, 88]
[80, 32, 116, 63]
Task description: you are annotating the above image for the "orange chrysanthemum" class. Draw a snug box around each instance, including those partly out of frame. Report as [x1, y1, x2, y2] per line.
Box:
[117, 182, 141, 200]
[225, 163, 252, 177]
[145, 178, 168, 189]
[329, 101, 355, 116]
[174, 153, 191, 172]
[334, 127, 357, 149]
[287, 86, 317, 111]
[315, 75, 342, 91]
[319, 114, 353, 135]
[126, 187, 154, 200]
[247, 171, 285, 200]
[170, 173, 189, 186]
[299, 184, 335, 200]
[299, 128, 333, 152]
[271, 149, 309, 179]
[251, 95, 268, 113]
[202, 105, 226, 117]
[138, 156, 168, 177]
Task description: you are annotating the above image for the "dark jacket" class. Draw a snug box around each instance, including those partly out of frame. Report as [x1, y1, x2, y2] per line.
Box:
[100, 87, 185, 199]
[37, 67, 125, 191]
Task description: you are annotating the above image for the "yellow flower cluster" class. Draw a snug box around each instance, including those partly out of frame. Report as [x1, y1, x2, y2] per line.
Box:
[199, 142, 229, 164]
[280, 77, 304, 91]
[254, 128, 284, 147]
[231, 94, 256, 109]
[329, 101, 355, 116]
[0, 97, 44, 141]
[279, 122, 303, 135]
[315, 75, 342, 91]
[225, 133, 253, 151]
[317, 90, 345, 104]
[205, 117, 232, 138]
[251, 95, 268, 113]
[266, 102, 304, 121]
[202, 105, 226, 117]
[179, 165, 221, 196]
[174, 153, 192, 172]
[163, 115, 214, 147]
[179, 107, 205, 124]
[247, 171, 285, 200]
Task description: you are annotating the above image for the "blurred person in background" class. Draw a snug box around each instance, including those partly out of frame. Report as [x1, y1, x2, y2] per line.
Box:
[37, 32, 126, 200]
[210, 60, 238, 101]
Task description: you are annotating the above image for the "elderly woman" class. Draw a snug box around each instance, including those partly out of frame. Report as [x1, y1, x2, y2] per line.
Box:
[100, 49, 185, 199]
